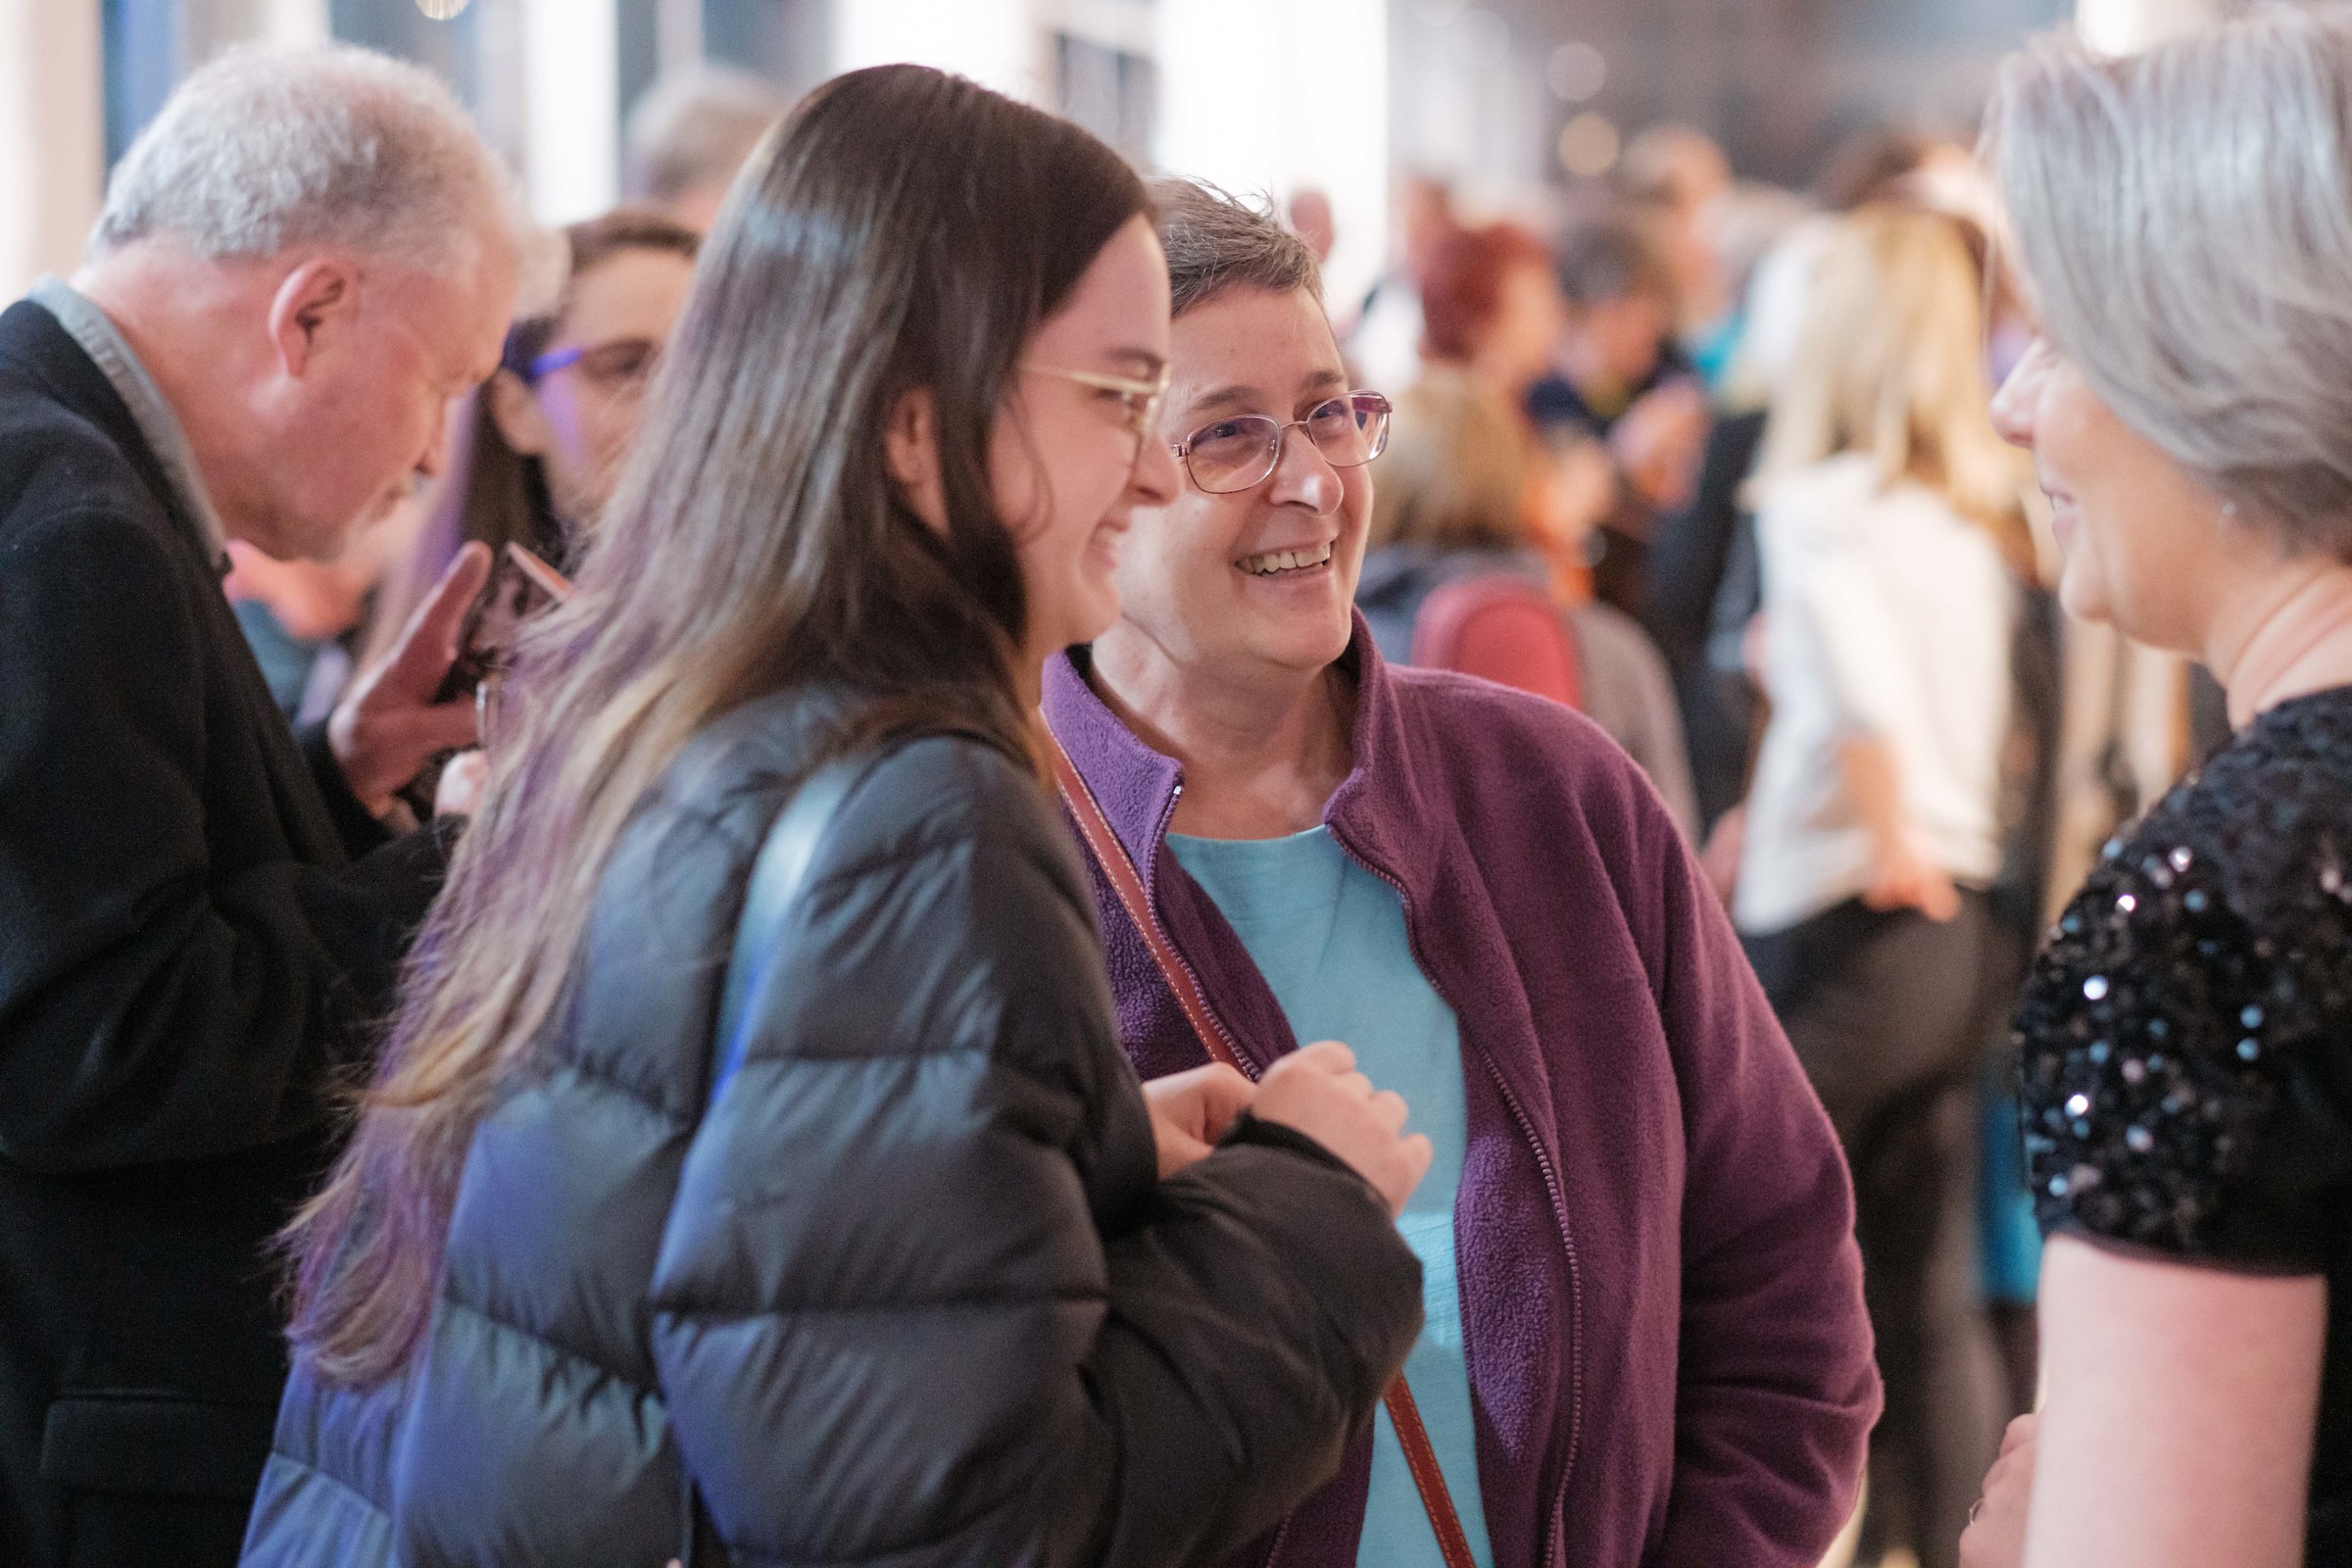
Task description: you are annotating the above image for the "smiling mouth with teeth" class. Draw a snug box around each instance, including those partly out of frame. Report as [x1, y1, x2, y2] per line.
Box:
[1237, 542, 1335, 577]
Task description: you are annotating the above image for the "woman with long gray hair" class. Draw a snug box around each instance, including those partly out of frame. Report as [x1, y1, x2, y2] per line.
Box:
[1961, 9, 2352, 1566]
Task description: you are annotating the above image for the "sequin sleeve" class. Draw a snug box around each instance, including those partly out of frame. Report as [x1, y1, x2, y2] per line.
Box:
[2015, 697, 2352, 1274]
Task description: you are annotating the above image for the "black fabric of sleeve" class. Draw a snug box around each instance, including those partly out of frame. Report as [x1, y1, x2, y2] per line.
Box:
[644, 736, 1423, 1568]
[0, 507, 446, 1171]
[298, 720, 399, 860]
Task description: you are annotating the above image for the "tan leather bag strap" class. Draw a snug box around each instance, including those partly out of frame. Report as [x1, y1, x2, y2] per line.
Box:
[1048, 733, 1479, 1568]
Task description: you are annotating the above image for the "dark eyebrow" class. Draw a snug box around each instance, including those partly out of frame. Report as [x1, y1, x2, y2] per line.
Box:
[1182, 367, 1350, 424]
[1180, 382, 1265, 422]
[1294, 368, 1348, 410]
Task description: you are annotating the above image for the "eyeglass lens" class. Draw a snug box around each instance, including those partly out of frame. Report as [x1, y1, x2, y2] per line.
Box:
[1183, 394, 1391, 494]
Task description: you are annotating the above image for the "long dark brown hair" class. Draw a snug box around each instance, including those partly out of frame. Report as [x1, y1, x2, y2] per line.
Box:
[285, 64, 1150, 1386]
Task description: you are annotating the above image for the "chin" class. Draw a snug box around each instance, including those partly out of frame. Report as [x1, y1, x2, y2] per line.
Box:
[2055, 559, 2116, 630]
[1263, 611, 1355, 672]
[1059, 585, 1123, 652]
[268, 517, 347, 566]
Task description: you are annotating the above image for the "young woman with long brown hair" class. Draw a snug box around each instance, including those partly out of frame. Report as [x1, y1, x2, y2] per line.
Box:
[240, 64, 1427, 1568]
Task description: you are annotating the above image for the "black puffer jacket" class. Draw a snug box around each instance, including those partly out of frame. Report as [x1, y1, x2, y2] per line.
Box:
[241, 689, 1422, 1568]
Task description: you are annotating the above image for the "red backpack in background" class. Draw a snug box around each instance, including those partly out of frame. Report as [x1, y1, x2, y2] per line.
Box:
[1408, 573, 1583, 710]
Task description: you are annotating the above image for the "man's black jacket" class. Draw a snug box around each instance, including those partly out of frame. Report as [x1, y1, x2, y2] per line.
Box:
[0, 299, 449, 1567]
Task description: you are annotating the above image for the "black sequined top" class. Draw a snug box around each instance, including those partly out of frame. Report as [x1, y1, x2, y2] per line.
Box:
[2017, 684, 2352, 1553]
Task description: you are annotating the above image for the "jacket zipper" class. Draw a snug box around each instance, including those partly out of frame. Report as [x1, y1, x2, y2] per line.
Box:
[1331, 829, 1584, 1568]
[1150, 786, 1579, 1564]
[1152, 783, 1261, 1078]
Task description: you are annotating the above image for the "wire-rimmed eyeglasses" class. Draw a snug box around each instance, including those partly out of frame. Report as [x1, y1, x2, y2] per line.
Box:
[1171, 392, 1393, 494]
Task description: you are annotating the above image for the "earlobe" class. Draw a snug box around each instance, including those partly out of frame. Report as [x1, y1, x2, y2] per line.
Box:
[485, 369, 552, 458]
[884, 386, 950, 535]
[268, 258, 355, 377]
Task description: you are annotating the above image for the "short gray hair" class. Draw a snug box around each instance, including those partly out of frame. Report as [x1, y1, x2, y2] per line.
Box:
[91, 44, 524, 277]
[1985, 7, 2352, 557]
[1150, 176, 1322, 317]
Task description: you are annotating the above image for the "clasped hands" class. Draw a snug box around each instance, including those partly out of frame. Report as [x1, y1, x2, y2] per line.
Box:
[1143, 1042, 1432, 1217]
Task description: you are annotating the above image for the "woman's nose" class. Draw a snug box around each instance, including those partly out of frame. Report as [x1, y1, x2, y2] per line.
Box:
[1129, 431, 1182, 504]
[1266, 427, 1343, 513]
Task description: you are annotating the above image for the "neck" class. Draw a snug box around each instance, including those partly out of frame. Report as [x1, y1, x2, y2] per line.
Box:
[2205, 553, 2352, 728]
[1011, 649, 1045, 713]
[74, 251, 270, 548]
[1086, 627, 1354, 839]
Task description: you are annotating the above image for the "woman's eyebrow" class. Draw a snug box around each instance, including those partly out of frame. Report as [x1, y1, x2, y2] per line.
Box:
[1179, 381, 1265, 420]
[1293, 368, 1348, 407]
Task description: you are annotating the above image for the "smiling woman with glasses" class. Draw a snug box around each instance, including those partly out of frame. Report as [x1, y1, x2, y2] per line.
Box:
[1041, 175, 1879, 1568]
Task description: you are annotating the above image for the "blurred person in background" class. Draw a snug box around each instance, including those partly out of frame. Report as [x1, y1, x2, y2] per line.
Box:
[245, 66, 1429, 1568]
[1288, 186, 1337, 265]
[1408, 220, 1630, 610]
[1961, 11, 2352, 1567]
[1610, 176, 1808, 848]
[0, 45, 520, 1567]
[362, 209, 699, 670]
[1415, 220, 1563, 418]
[1401, 218, 1701, 798]
[1529, 209, 1710, 619]
[1813, 123, 1946, 215]
[1345, 172, 1455, 392]
[1617, 122, 1737, 374]
[1357, 366, 1698, 834]
[621, 62, 788, 232]
[1620, 122, 1734, 218]
[1735, 205, 2031, 1568]
[1048, 173, 1875, 1568]
[1634, 202, 1811, 844]
[1680, 178, 1813, 398]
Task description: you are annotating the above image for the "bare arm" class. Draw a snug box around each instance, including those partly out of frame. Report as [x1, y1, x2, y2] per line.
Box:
[1835, 733, 1958, 919]
[2026, 1233, 2326, 1568]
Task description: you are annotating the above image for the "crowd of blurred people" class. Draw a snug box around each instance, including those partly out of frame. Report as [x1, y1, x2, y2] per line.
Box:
[1328, 113, 2061, 1568]
[4, 9, 2351, 1568]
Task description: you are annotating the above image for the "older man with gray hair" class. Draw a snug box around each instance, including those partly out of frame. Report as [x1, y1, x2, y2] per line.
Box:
[0, 45, 523, 1567]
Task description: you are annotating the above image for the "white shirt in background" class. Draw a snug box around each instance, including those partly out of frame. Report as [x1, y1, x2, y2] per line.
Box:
[1735, 453, 2015, 935]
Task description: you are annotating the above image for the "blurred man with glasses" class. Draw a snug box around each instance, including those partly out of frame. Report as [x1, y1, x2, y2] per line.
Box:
[1041, 176, 1879, 1568]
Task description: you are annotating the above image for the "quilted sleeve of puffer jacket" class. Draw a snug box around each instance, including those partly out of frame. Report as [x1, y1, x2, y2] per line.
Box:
[644, 734, 1423, 1568]
[239, 1357, 408, 1568]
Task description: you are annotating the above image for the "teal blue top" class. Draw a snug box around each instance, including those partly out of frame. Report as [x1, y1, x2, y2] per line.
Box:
[1166, 826, 1493, 1568]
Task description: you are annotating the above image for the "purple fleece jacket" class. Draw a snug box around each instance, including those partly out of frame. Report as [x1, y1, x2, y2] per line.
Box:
[1042, 620, 1880, 1568]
